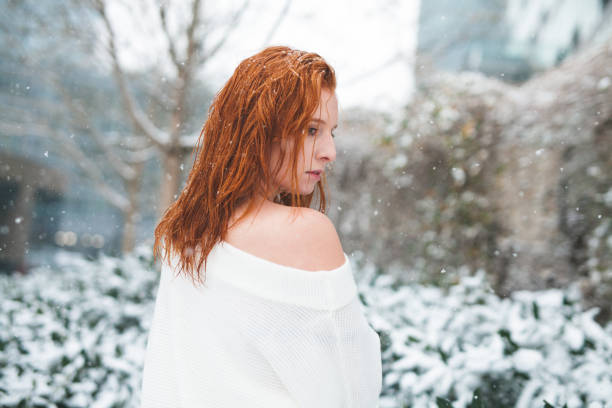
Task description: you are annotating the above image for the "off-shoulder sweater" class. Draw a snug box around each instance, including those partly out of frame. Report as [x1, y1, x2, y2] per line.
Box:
[140, 241, 382, 407]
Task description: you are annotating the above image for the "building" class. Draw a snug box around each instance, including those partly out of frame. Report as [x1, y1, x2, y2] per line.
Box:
[418, 0, 610, 81]
[0, 151, 67, 272]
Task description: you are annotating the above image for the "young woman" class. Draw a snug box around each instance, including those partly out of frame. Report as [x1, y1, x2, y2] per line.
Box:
[140, 46, 382, 407]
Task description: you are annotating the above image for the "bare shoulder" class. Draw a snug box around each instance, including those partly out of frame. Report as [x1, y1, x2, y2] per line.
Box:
[226, 203, 346, 272]
[278, 207, 346, 271]
[289, 207, 340, 244]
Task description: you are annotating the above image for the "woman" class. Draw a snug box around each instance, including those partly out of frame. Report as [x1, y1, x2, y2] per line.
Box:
[140, 46, 382, 407]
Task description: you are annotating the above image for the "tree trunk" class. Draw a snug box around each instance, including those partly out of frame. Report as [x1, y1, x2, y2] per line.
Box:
[157, 151, 182, 218]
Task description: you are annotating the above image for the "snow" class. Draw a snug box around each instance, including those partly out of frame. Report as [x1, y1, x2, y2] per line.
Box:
[1, 248, 611, 407]
[355, 266, 612, 407]
[597, 76, 610, 91]
[0, 247, 155, 407]
[512, 349, 542, 372]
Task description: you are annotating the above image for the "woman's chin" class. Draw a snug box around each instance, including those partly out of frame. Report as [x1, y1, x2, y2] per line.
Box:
[300, 185, 317, 196]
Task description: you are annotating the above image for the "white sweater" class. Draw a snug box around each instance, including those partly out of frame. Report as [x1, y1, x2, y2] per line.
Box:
[140, 241, 382, 407]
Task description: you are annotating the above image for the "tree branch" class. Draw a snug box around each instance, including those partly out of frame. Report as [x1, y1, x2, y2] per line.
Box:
[262, 0, 292, 46]
[158, 0, 181, 71]
[51, 129, 130, 211]
[201, 0, 249, 63]
[49, 75, 139, 181]
[125, 145, 157, 163]
[94, 0, 170, 149]
[184, 0, 202, 73]
[180, 133, 199, 148]
[1, 120, 130, 211]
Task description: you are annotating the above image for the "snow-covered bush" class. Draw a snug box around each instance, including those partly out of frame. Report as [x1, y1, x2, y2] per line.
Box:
[0, 246, 157, 407]
[354, 263, 612, 408]
[1, 248, 611, 407]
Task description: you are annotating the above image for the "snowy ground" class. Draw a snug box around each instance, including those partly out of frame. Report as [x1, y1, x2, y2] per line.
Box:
[1, 247, 611, 407]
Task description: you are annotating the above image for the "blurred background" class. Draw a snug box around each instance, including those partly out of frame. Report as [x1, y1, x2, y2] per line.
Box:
[1, 0, 611, 407]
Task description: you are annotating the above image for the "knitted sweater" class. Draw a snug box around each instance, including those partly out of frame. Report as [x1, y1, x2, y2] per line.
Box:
[140, 241, 382, 407]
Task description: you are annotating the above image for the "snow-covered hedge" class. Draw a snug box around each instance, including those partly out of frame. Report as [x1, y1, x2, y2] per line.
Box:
[1, 248, 611, 407]
[354, 263, 612, 408]
[0, 246, 156, 407]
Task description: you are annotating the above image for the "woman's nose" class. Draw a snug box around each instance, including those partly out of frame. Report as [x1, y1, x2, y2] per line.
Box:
[317, 132, 336, 163]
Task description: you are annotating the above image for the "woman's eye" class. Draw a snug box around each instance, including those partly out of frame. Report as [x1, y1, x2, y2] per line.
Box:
[308, 127, 318, 136]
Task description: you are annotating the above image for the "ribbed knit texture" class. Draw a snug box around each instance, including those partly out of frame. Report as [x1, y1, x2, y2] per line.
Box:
[140, 241, 382, 407]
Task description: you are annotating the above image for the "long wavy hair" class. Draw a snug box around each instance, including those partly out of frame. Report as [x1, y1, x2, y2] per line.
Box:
[153, 46, 337, 284]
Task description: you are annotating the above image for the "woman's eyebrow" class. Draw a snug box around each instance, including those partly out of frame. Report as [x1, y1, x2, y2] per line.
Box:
[310, 118, 338, 129]
[310, 118, 326, 124]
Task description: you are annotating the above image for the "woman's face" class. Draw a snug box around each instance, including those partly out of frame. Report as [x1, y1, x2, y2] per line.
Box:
[270, 88, 338, 197]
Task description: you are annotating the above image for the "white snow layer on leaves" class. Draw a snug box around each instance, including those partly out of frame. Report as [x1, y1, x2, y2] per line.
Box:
[354, 265, 612, 408]
[0, 248, 611, 407]
[0, 247, 157, 407]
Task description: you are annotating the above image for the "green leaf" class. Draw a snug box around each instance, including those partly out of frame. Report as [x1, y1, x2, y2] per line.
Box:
[498, 328, 519, 355]
[437, 346, 449, 363]
[532, 301, 540, 320]
[436, 397, 454, 408]
[469, 388, 484, 408]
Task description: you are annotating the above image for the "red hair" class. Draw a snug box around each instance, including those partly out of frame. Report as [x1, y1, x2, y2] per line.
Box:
[153, 46, 337, 283]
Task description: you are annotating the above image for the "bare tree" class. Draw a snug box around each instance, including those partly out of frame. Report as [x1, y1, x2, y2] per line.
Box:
[92, 0, 250, 217]
[1, 0, 291, 252]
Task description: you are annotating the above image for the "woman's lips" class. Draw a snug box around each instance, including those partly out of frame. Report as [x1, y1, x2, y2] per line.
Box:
[306, 170, 322, 180]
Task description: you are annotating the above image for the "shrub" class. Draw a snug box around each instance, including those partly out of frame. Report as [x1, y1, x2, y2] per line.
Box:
[1, 248, 610, 407]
